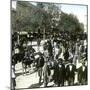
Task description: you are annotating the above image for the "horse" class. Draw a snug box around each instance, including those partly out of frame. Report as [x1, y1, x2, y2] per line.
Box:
[12, 43, 25, 64]
[22, 52, 35, 75]
[13, 52, 25, 65]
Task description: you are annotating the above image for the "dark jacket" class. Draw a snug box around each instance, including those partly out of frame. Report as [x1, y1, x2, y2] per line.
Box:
[53, 61, 66, 84]
[36, 56, 44, 68]
[64, 50, 69, 61]
[66, 64, 76, 80]
[78, 66, 87, 83]
[57, 63, 66, 82]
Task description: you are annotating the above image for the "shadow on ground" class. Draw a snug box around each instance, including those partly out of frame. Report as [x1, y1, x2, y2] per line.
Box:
[16, 68, 37, 77]
[28, 82, 43, 88]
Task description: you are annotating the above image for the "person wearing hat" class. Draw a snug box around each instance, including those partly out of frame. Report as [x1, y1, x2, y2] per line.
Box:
[53, 56, 59, 86]
[77, 60, 87, 85]
[43, 59, 50, 87]
[66, 59, 76, 86]
[57, 58, 66, 86]
[11, 61, 16, 90]
[36, 52, 44, 84]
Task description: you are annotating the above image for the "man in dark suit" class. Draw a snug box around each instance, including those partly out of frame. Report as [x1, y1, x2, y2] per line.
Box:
[36, 53, 45, 84]
[78, 61, 87, 85]
[66, 59, 76, 86]
[64, 48, 69, 62]
[57, 58, 66, 86]
[53, 58, 59, 86]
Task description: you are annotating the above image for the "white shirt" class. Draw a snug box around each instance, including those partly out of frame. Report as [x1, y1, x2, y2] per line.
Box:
[69, 65, 72, 71]
[59, 64, 62, 68]
[15, 48, 19, 54]
[82, 66, 85, 72]
[12, 66, 15, 78]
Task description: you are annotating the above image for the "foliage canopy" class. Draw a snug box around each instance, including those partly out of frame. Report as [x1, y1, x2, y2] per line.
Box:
[12, 1, 84, 35]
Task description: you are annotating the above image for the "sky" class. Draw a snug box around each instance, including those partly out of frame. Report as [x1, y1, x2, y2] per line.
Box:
[61, 4, 87, 31]
[12, 1, 87, 32]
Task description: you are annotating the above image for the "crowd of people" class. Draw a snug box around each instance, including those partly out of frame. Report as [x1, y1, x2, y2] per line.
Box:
[11, 31, 87, 89]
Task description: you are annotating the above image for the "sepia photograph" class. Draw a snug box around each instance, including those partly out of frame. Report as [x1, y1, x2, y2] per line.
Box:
[11, 0, 88, 90]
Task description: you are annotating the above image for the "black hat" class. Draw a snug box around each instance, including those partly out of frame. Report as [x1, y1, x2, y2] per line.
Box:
[58, 58, 63, 63]
[69, 59, 73, 63]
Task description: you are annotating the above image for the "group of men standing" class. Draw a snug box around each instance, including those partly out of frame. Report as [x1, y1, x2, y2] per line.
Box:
[37, 55, 87, 87]
[12, 31, 88, 88]
[35, 37, 87, 87]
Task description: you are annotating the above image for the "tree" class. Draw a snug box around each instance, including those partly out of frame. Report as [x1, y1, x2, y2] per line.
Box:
[58, 12, 84, 33]
[12, 1, 84, 40]
[11, 9, 16, 32]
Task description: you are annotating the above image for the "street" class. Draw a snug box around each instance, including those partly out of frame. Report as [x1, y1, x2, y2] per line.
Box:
[15, 62, 55, 90]
[15, 62, 80, 90]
